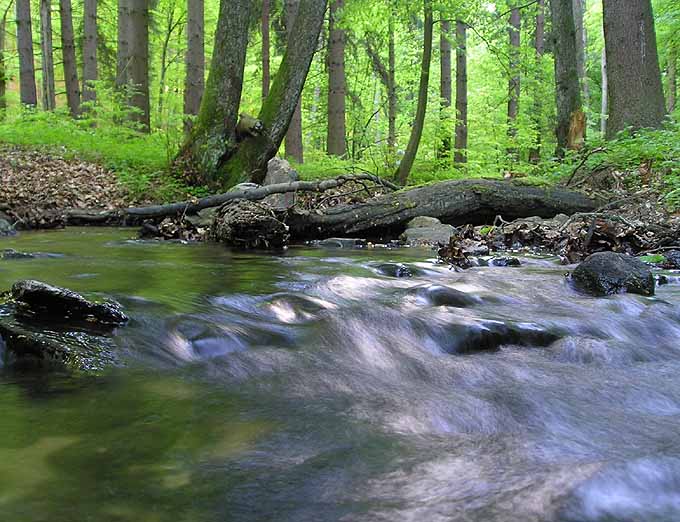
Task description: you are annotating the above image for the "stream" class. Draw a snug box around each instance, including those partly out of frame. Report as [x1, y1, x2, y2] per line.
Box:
[2, 228, 680, 521]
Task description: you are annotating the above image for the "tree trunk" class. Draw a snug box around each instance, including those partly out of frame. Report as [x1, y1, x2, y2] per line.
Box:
[127, 0, 150, 130]
[602, 0, 665, 138]
[284, 0, 303, 163]
[507, 6, 520, 159]
[59, 0, 80, 116]
[552, 0, 583, 154]
[39, 0, 56, 111]
[286, 179, 598, 239]
[0, 4, 10, 115]
[327, 0, 346, 157]
[600, 46, 607, 136]
[184, 0, 204, 128]
[572, 0, 589, 105]
[82, 0, 97, 105]
[528, 0, 545, 163]
[454, 20, 468, 165]
[262, 0, 270, 100]
[439, 20, 452, 158]
[213, 0, 327, 188]
[667, 46, 677, 113]
[395, 0, 433, 185]
[16, 0, 37, 107]
[387, 11, 397, 164]
[116, 0, 129, 88]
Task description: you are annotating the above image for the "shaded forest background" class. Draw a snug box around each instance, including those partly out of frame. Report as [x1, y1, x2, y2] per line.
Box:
[0, 0, 678, 204]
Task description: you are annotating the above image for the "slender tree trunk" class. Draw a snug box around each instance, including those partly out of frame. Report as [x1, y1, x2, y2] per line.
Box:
[284, 0, 304, 163]
[395, 0, 433, 184]
[667, 47, 677, 113]
[16, 0, 37, 107]
[59, 0, 81, 116]
[127, 0, 150, 130]
[262, 0, 270, 100]
[572, 0, 589, 105]
[439, 19, 452, 158]
[39, 0, 56, 111]
[327, 0, 346, 157]
[552, 0, 583, 154]
[454, 20, 468, 165]
[600, 46, 608, 136]
[387, 10, 397, 164]
[507, 6, 520, 159]
[211, 0, 328, 187]
[157, 6, 176, 116]
[184, 0, 204, 127]
[602, 0, 665, 138]
[116, 0, 130, 88]
[82, 0, 98, 105]
[0, 3, 10, 115]
[528, 0, 545, 163]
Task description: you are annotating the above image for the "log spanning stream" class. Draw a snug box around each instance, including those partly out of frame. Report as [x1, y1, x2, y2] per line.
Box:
[2, 228, 680, 521]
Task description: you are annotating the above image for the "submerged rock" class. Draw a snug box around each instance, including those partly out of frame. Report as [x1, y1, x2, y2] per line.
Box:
[489, 256, 522, 267]
[374, 263, 414, 278]
[410, 284, 481, 308]
[11, 280, 128, 325]
[1, 249, 63, 260]
[0, 311, 119, 371]
[210, 200, 289, 249]
[316, 238, 367, 249]
[571, 252, 655, 297]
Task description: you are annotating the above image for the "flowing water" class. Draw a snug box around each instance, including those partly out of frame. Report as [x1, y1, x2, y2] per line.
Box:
[2, 228, 680, 521]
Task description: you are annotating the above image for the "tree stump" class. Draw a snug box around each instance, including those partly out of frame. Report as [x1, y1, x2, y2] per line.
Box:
[209, 200, 289, 249]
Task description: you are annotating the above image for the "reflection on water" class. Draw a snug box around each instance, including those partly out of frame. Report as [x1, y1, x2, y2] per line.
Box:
[1, 228, 680, 521]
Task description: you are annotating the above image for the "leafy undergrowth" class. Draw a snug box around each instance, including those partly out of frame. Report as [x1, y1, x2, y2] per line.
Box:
[0, 110, 204, 203]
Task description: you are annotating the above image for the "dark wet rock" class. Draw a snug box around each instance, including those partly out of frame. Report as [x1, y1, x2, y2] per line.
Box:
[434, 319, 560, 354]
[401, 216, 457, 246]
[11, 280, 128, 325]
[374, 263, 414, 278]
[0, 311, 119, 371]
[0, 215, 15, 236]
[316, 238, 367, 249]
[489, 256, 522, 267]
[411, 285, 481, 307]
[658, 275, 669, 286]
[662, 250, 680, 269]
[572, 252, 655, 297]
[263, 158, 300, 209]
[139, 222, 160, 239]
[210, 200, 289, 249]
[462, 241, 490, 257]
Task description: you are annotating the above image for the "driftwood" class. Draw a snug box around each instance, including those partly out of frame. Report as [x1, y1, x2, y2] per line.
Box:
[65, 173, 398, 225]
[286, 179, 599, 239]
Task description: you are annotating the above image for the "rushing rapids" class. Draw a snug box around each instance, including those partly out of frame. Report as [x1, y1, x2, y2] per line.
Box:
[1, 228, 680, 521]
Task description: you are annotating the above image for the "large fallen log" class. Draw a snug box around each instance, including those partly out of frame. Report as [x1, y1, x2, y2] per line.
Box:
[285, 179, 599, 239]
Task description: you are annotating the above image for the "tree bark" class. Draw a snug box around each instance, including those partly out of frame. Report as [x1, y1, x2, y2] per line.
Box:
[116, 0, 130, 88]
[600, 46, 607, 136]
[572, 0, 589, 105]
[284, 0, 303, 163]
[39, 0, 56, 111]
[439, 20, 452, 158]
[16, 0, 37, 107]
[82, 0, 98, 105]
[602, 0, 666, 138]
[59, 0, 81, 116]
[454, 20, 468, 165]
[0, 3, 10, 115]
[214, 0, 327, 188]
[387, 11, 397, 164]
[327, 0, 347, 157]
[127, 0, 150, 130]
[667, 46, 677, 113]
[552, 0, 583, 154]
[507, 6, 520, 159]
[184, 0, 204, 128]
[528, 0, 545, 163]
[286, 179, 598, 239]
[395, 0, 433, 185]
[262, 0, 270, 100]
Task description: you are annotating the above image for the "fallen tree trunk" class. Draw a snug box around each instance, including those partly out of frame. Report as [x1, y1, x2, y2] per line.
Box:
[285, 179, 599, 239]
[65, 173, 398, 225]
